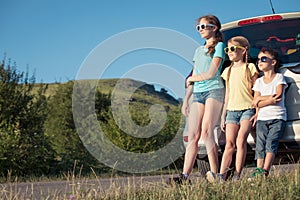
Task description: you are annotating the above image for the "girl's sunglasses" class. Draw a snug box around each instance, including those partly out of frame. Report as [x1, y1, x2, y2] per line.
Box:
[196, 23, 215, 31]
[224, 45, 245, 54]
[256, 56, 274, 64]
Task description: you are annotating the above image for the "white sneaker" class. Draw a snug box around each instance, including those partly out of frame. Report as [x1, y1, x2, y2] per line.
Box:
[206, 171, 216, 183]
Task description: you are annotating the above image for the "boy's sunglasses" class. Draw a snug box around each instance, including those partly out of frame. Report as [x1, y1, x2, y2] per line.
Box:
[196, 23, 215, 31]
[256, 56, 274, 64]
[224, 45, 245, 54]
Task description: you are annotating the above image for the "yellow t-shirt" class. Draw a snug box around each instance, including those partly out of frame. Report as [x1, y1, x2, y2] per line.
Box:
[221, 63, 258, 111]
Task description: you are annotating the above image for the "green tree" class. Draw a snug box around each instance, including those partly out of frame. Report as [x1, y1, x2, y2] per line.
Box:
[44, 81, 107, 174]
[0, 59, 52, 176]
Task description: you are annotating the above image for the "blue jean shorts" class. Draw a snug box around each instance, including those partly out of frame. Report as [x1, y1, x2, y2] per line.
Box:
[255, 119, 286, 159]
[193, 88, 225, 104]
[225, 108, 255, 125]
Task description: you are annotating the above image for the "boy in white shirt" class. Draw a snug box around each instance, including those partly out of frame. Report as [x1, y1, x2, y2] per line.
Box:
[250, 48, 287, 178]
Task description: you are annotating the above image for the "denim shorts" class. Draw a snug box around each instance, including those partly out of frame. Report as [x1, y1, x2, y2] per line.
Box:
[255, 119, 286, 159]
[193, 88, 225, 104]
[225, 108, 255, 125]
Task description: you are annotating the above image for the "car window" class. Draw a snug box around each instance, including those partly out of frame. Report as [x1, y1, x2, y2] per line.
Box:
[222, 18, 300, 65]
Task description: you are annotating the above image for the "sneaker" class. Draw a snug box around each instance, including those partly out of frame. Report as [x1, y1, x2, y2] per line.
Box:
[248, 167, 267, 181]
[262, 169, 269, 177]
[206, 171, 216, 183]
[232, 174, 240, 182]
[217, 173, 225, 183]
[232, 171, 240, 182]
[169, 173, 191, 185]
[206, 171, 225, 183]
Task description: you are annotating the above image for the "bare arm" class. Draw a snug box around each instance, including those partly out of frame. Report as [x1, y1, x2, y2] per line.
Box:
[186, 57, 223, 86]
[181, 84, 193, 117]
[252, 73, 259, 86]
[220, 81, 229, 132]
[250, 91, 261, 126]
[253, 84, 284, 108]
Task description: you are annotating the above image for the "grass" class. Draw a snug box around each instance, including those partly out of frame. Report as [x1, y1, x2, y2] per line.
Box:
[0, 164, 299, 200]
[107, 167, 299, 200]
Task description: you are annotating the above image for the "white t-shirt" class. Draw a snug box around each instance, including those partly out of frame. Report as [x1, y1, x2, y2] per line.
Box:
[252, 73, 287, 121]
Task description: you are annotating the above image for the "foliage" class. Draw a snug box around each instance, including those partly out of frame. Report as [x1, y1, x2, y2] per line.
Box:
[44, 81, 108, 174]
[0, 59, 53, 176]
[0, 59, 183, 177]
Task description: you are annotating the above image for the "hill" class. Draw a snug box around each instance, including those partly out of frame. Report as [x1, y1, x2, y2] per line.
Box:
[43, 78, 180, 107]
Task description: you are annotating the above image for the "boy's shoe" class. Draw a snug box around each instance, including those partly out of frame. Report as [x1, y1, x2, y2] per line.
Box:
[248, 168, 269, 181]
[262, 169, 269, 177]
[206, 171, 225, 183]
[169, 173, 191, 185]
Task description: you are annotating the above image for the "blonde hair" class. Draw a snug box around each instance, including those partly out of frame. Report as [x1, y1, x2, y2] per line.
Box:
[226, 36, 253, 93]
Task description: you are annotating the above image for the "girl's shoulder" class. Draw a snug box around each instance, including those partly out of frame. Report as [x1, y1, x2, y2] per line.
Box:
[216, 41, 225, 47]
[247, 63, 258, 73]
[247, 62, 255, 67]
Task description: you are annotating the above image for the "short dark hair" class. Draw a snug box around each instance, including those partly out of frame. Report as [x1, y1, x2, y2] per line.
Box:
[259, 47, 281, 71]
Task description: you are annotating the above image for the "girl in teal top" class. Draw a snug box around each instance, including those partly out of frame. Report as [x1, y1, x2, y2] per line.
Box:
[192, 42, 225, 92]
[172, 14, 225, 184]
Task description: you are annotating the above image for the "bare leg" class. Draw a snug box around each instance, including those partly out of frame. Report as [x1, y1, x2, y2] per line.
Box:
[235, 120, 252, 175]
[257, 158, 264, 168]
[202, 98, 223, 173]
[182, 102, 204, 175]
[263, 152, 275, 172]
[219, 123, 239, 174]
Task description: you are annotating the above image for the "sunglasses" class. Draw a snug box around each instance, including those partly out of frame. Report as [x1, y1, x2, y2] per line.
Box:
[256, 56, 274, 64]
[196, 23, 215, 31]
[224, 45, 245, 54]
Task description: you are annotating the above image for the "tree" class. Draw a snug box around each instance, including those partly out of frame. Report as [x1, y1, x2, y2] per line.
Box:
[44, 81, 106, 174]
[0, 59, 53, 176]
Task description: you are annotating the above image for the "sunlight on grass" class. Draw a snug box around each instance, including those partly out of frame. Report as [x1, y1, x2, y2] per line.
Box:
[0, 164, 299, 199]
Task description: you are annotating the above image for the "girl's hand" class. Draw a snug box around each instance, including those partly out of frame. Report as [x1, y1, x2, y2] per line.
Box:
[186, 77, 193, 87]
[252, 97, 260, 108]
[181, 101, 190, 117]
[250, 114, 258, 127]
[270, 94, 282, 104]
[220, 115, 226, 132]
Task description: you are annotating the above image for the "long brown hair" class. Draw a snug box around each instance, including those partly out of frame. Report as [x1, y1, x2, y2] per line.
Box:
[226, 36, 253, 93]
[197, 15, 224, 55]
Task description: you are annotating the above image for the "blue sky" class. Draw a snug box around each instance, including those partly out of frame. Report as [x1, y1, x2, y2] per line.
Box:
[1, 0, 299, 97]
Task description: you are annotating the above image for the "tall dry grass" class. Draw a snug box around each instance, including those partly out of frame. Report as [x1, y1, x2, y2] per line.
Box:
[0, 164, 299, 200]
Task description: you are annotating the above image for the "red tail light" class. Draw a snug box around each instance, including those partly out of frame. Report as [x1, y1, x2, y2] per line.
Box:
[262, 15, 283, 22]
[183, 136, 188, 142]
[238, 15, 283, 26]
[238, 18, 260, 26]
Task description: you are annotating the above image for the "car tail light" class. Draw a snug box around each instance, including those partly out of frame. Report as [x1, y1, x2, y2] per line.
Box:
[238, 15, 282, 26]
[262, 15, 283, 22]
[238, 18, 261, 26]
[183, 136, 188, 142]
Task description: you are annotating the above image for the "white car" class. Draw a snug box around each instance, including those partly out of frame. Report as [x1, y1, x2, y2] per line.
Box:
[183, 12, 300, 174]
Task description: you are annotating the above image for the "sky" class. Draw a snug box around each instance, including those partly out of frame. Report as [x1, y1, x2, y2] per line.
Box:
[1, 0, 299, 98]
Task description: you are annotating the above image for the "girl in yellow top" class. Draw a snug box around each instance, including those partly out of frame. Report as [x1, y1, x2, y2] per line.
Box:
[207, 36, 258, 182]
